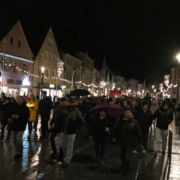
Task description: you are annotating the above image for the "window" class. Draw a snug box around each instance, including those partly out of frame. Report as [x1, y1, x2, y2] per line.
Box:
[45, 52, 48, 60]
[52, 70, 56, 77]
[46, 69, 49, 77]
[18, 40, 22, 47]
[23, 64, 27, 72]
[53, 55, 56, 62]
[48, 39, 53, 47]
[41, 53, 44, 59]
[49, 53, 52, 61]
[10, 37, 14, 45]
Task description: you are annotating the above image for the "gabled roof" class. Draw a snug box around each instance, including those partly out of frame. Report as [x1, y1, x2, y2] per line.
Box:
[0, 20, 17, 42]
[21, 21, 50, 58]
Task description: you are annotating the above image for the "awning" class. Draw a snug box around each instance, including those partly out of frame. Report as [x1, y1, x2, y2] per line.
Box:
[109, 90, 121, 95]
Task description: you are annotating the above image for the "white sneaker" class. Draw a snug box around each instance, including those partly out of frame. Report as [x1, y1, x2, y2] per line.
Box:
[132, 150, 139, 154]
[142, 150, 146, 154]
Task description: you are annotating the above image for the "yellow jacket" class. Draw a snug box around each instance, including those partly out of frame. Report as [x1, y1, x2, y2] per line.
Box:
[26, 101, 39, 121]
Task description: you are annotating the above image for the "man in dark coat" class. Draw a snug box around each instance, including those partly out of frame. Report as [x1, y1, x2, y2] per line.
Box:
[152, 101, 173, 156]
[0, 97, 13, 140]
[8, 96, 30, 159]
[49, 98, 66, 156]
[135, 101, 152, 153]
[90, 108, 113, 165]
[113, 107, 142, 176]
[39, 91, 53, 139]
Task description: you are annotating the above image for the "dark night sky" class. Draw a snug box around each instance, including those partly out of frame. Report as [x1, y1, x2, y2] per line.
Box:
[1, 0, 180, 82]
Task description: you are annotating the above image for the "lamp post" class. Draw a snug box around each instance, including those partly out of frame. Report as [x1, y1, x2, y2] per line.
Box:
[41, 67, 45, 95]
[152, 85, 155, 99]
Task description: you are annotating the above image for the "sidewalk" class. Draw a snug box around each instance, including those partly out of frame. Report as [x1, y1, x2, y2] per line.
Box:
[136, 119, 180, 180]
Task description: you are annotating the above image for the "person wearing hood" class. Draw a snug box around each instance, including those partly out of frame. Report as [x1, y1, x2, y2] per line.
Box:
[8, 96, 30, 159]
[57, 98, 83, 168]
[150, 100, 159, 114]
[113, 107, 142, 176]
[0, 97, 13, 140]
[26, 95, 39, 140]
[152, 101, 173, 156]
[135, 101, 152, 153]
[90, 109, 113, 165]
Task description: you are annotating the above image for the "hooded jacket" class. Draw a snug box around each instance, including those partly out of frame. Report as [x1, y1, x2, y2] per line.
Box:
[60, 106, 83, 134]
[91, 115, 113, 143]
[27, 100, 38, 121]
[113, 116, 142, 146]
[152, 107, 173, 130]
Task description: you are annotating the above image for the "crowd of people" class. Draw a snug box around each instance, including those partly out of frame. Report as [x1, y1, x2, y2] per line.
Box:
[0, 91, 174, 176]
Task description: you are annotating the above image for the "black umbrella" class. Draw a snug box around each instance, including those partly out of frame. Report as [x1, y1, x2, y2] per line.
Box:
[70, 89, 91, 96]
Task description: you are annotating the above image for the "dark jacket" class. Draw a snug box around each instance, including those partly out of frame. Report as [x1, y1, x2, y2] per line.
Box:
[0, 99, 6, 122]
[1, 102, 13, 124]
[152, 108, 173, 130]
[114, 116, 142, 146]
[50, 105, 66, 132]
[91, 116, 113, 143]
[60, 106, 83, 134]
[11, 104, 30, 131]
[39, 97, 53, 116]
[136, 108, 152, 133]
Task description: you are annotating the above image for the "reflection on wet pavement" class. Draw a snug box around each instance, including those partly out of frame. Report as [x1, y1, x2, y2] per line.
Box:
[0, 114, 180, 180]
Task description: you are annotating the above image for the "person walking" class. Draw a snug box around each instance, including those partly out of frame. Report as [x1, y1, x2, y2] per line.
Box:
[58, 98, 83, 168]
[0, 97, 13, 141]
[152, 101, 173, 156]
[90, 109, 113, 165]
[26, 95, 39, 139]
[113, 107, 142, 176]
[39, 91, 53, 139]
[135, 102, 152, 153]
[8, 96, 30, 159]
[50, 98, 66, 156]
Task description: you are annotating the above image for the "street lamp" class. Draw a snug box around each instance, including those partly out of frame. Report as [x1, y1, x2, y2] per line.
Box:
[41, 67, 45, 94]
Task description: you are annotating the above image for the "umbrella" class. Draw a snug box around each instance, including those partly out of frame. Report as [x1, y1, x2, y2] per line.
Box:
[70, 89, 91, 96]
[90, 102, 124, 117]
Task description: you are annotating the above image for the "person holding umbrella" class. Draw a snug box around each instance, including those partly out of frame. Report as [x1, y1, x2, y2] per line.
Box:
[113, 107, 142, 176]
[90, 108, 113, 165]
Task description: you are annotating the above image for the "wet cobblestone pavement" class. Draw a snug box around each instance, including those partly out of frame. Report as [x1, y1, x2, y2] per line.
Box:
[0, 117, 180, 180]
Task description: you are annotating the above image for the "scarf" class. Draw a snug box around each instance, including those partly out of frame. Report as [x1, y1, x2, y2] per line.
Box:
[123, 115, 133, 121]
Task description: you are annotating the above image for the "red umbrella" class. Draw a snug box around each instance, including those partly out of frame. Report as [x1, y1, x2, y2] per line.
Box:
[90, 102, 124, 117]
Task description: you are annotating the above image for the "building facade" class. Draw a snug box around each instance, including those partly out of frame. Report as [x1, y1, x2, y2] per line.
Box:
[0, 21, 34, 97]
[32, 27, 63, 98]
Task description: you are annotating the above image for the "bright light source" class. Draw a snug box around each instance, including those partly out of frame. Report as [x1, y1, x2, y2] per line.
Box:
[49, 84, 55, 88]
[41, 67, 45, 73]
[22, 78, 30, 86]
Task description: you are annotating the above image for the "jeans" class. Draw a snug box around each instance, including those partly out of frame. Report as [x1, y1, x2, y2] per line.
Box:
[95, 142, 106, 160]
[1, 123, 11, 139]
[27, 121, 36, 135]
[119, 145, 133, 170]
[41, 114, 50, 138]
[154, 127, 168, 152]
[50, 130, 58, 154]
[59, 132, 76, 163]
[13, 131, 24, 154]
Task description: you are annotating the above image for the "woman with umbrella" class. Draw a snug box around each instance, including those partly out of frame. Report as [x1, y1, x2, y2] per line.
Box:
[90, 108, 113, 165]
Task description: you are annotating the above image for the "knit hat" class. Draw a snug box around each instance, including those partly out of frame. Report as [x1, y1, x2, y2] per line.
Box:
[142, 101, 148, 107]
[162, 100, 169, 107]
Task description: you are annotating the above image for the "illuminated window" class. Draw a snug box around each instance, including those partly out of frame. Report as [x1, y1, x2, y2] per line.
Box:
[46, 69, 49, 77]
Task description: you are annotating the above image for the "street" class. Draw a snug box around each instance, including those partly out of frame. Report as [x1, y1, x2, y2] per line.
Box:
[0, 118, 180, 180]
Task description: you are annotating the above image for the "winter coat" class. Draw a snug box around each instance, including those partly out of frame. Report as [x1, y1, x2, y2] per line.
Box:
[1, 102, 13, 124]
[50, 105, 66, 132]
[60, 106, 83, 134]
[10, 104, 30, 131]
[135, 108, 152, 133]
[150, 104, 159, 114]
[113, 116, 142, 146]
[39, 97, 53, 116]
[152, 108, 173, 130]
[26, 101, 38, 121]
[91, 116, 113, 143]
[0, 99, 6, 122]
